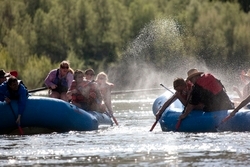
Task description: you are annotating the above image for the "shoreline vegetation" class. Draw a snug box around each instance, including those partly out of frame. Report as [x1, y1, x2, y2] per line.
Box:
[0, 0, 249, 91]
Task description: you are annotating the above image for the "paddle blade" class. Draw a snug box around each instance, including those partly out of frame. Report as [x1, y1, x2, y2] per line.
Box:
[112, 116, 119, 125]
[222, 115, 232, 124]
[18, 125, 24, 135]
[216, 115, 232, 129]
[175, 119, 182, 131]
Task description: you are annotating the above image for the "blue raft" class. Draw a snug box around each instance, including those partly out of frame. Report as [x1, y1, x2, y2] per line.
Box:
[0, 96, 113, 134]
[152, 91, 250, 132]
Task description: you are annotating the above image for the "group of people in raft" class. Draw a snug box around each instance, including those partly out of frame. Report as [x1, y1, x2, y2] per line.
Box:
[155, 68, 250, 122]
[0, 60, 115, 126]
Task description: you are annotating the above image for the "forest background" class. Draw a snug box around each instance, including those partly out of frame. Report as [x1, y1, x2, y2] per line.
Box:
[0, 0, 250, 91]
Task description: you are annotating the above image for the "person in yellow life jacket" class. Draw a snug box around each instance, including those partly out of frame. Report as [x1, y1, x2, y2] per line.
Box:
[179, 68, 234, 120]
[67, 69, 103, 111]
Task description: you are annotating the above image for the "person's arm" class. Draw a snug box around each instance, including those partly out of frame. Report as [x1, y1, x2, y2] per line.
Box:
[179, 104, 195, 120]
[66, 72, 74, 88]
[155, 95, 177, 120]
[233, 86, 243, 99]
[16, 85, 28, 124]
[175, 92, 187, 106]
[44, 70, 57, 89]
[230, 95, 250, 116]
[103, 86, 113, 115]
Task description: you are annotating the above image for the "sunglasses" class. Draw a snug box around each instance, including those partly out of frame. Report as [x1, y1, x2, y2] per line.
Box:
[61, 66, 69, 69]
[98, 77, 105, 80]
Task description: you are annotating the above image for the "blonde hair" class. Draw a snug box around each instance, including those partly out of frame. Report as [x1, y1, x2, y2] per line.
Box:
[96, 72, 108, 81]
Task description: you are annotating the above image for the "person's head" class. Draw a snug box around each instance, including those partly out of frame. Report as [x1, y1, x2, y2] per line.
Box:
[96, 72, 108, 84]
[73, 69, 84, 82]
[7, 76, 18, 91]
[59, 60, 73, 75]
[173, 78, 186, 92]
[0, 69, 10, 84]
[186, 68, 203, 84]
[84, 68, 95, 81]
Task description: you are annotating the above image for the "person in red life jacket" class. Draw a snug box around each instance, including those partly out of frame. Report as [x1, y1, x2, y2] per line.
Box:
[44, 60, 74, 101]
[96, 72, 115, 116]
[0, 76, 28, 125]
[179, 69, 234, 120]
[67, 69, 103, 111]
[155, 78, 198, 120]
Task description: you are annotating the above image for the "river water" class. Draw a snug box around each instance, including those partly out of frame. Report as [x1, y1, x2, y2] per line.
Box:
[1, 90, 250, 166]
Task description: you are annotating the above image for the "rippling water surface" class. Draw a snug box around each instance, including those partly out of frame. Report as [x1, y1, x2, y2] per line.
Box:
[1, 90, 250, 166]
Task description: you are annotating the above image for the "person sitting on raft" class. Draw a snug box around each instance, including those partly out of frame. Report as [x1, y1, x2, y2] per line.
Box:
[155, 78, 203, 120]
[0, 76, 28, 125]
[66, 69, 104, 111]
[179, 68, 234, 120]
[44, 60, 74, 102]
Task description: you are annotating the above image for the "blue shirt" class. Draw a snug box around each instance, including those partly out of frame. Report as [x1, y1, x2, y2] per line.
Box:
[0, 81, 28, 115]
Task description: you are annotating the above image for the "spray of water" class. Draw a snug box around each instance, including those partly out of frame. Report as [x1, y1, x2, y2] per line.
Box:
[109, 18, 240, 94]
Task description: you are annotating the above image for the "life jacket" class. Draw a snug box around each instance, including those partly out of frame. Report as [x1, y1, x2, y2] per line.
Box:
[196, 74, 223, 95]
[52, 69, 68, 93]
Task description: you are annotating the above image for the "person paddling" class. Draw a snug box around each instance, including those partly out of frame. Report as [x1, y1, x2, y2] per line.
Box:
[44, 60, 74, 101]
[0, 76, 28, 125]
[179, 68, 234, 120]
[155, 78, 193, 120]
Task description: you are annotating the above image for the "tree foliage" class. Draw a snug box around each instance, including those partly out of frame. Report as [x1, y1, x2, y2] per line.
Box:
[0, 0, 249, 89]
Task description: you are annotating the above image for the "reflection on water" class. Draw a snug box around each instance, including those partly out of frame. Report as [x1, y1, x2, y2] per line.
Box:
[1, 91, 250, 166]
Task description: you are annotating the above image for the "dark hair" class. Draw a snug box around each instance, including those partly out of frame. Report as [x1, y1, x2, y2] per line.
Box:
[7, 76, 18, 86]
[73, 69, 84, 80]
[173, 78, 186, 89]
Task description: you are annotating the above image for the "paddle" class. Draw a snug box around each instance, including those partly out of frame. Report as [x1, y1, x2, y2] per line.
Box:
[149, 84, 175, 132]
[175, 88, 193, 131]
[111, 88, 162, 95]
[159, 83, 174, 94]
[217, 95, 250, 128]
[28, 87, 48, 93]
[101, 100, 118, 125]
[216, 114, 232, 129]
[9, 103, 23, 135]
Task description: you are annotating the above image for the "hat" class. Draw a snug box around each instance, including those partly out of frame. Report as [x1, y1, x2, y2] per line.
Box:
[0, 69, 10, 78]
[186, 68, 204, 80]
[243, 69, 250, 78]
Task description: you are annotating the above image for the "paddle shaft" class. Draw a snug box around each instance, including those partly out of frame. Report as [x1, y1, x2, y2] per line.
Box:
[160, 84, 174, 94]
[176, 88, 193, 131]
[149, 84, 175, 132]
[28, 87, 48, 93]
[9, 103, 23, 135]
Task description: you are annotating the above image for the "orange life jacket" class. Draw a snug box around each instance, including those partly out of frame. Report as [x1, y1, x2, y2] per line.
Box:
[196, 74, 223, 95]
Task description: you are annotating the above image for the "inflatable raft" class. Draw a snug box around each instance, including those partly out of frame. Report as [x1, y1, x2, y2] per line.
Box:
[0, 96, 113, 135]
[152, 91, 250, 132]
